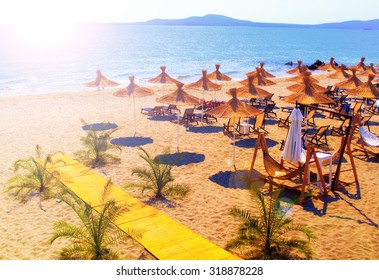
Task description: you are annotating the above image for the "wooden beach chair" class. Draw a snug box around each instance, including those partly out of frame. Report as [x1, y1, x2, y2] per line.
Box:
[175, 108, 197, 126]
[330, 118, 350, 136]
[304, 125, 330, 147]
[251, 113, 268, 134]
[278, 113, 290, 128]
[302, 109, 316, 126]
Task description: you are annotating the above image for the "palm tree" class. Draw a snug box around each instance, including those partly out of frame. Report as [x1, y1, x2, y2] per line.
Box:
[226, 184, 315, 260]
[50, 180, 141, 260]
[128, 147, 190, 199]
[74, 121, 121, 168]
[5, 144, 64, 211]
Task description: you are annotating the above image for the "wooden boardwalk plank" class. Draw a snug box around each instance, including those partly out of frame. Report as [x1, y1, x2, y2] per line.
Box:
[45, 154, 241, 260]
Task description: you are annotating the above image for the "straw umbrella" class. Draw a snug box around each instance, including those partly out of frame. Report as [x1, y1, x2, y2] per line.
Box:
[85, 69, 120, 121]
[283, 75, 333, 105]
[206, 64, 232, 81]
[206, 88, 263, 167]
[334, 67, 362, 90]
[328, 64, 351, 80]
[358, 63, 377, 78]
[355, 57, 368, 72]
[318, 57, 339, 72]
[148, 66, 179, 96]
[345, 74, 379, 116]
[186, 69, 222, 93]
[286, 60, 303, 75]
[286, 66, 319, 84]
[113, 76, 154, 135]
[240, 68, 276, 86]
[230, 75, 273, 101]
[186, 69, 222, 118]
[286, 72, 326, 93]
[284, 75, 334, 131]
[85, 69, 120, 90]
[156, 82, 201, 151]
[258, 61, 275, 78]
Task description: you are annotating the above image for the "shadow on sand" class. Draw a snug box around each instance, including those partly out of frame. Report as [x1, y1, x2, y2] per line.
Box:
[187, 125, 223, 134]
[82, 122, 118, 131]
[234, 137, 278, 149]
[111, 136, 153, 147]
[155, 152, 205, 166]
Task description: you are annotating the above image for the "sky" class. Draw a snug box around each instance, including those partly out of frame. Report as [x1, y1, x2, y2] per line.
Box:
[1, 0, 379, 25]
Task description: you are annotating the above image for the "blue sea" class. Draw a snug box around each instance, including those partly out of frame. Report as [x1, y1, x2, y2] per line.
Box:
[0, 24, 378, 97]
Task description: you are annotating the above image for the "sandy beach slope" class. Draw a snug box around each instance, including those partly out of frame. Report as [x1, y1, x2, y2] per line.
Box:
[0, 74, 378, 260]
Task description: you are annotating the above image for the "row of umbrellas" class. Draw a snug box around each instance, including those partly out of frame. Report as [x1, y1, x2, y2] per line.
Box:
[83, 60, 378, 167]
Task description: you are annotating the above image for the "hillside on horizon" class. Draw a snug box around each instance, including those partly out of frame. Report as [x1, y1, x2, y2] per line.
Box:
[132, 14, 379, 30]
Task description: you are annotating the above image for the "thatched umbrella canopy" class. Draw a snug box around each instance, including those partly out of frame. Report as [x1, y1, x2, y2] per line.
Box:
[286, 60, 303, 74]
[283, 75, 333, 105]
[355, 57, 368, 71]
[228, 76, 273, 100]
[148, 66, 179, 85]
[206, 64, 232, 81]
[258, 61, 275, 78]
[85, 69, 120, 90]
[156, 82, 200, 151]
[207, 88, 263, 167]
[328, 64, 351, 79]
[113, 76, 154, 98]
[334, 67, 362, 89]
[286, 66, 319, 83]
[113, 76, 154, 135]
[206, 88, 262, 119]
[156, 82, 200, 106]
[185, 70, 222, 91]
[318, 57, 339, 71]
[240, 68, 276, 86]
[358, 63, 377, 77]
[345, 74, 379, 99]
[246, 62, 275, 78]
[286, 73, 325, 93]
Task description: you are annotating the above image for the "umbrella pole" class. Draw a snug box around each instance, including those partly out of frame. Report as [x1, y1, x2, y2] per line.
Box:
[133, 97, 137, 136]
[233, 124, 236, 170]
[177, 115, 180, 152]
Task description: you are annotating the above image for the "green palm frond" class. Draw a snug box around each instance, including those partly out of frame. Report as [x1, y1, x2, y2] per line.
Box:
[75, 120, 121, 168]
[51, 180, 140, 260]
[128, 147, 188, 200]
[226, 184, 315, 260]
[5, 144, 64, 210]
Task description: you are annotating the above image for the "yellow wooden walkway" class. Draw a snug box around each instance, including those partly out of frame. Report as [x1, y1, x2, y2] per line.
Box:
[45, 154, 241, 260]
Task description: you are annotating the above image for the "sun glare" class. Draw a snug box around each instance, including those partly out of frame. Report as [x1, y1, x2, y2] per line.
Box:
[12, 21, 75, 50]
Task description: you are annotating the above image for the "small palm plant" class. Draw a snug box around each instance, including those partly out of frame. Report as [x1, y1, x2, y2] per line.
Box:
[74, 121, 121, 168]
[50, 180, 141, 260]
[226, 184, 315, 260]
[5, 144, 64, 211]
[128, 147, 190, 200]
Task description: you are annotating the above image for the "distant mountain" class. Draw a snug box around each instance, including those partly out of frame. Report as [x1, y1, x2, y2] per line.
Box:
[132, 14, 379, 30]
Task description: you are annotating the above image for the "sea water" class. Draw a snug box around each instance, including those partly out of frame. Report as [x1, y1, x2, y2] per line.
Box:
[0, 24, 378, 97]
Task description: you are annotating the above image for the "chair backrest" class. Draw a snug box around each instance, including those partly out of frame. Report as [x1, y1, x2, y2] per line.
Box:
[228, 117, 239, 127]
[305, 109, 315, 120]
[316, 125, 329, 137]
[264, 103, 275, 113]
[352, 102, 363, 114]
[255, 113, 265, 128]
[183, 108, 194, 119]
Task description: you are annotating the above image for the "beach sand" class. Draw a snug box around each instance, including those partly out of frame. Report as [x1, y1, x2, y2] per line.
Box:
[0, 74, 378, 260]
